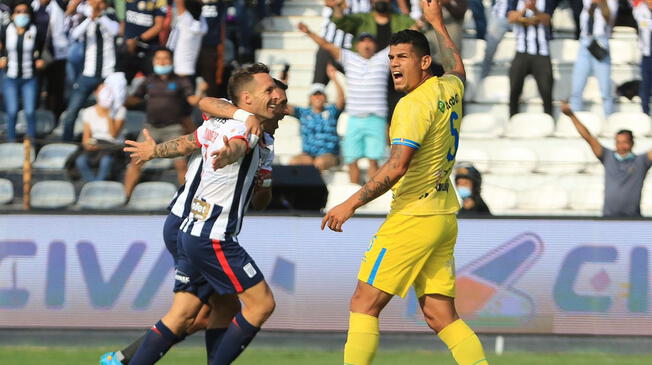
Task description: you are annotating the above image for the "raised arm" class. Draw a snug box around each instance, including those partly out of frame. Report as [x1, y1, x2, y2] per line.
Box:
[326, 63, 345, 111]
[561, 102, 603, 159]
[298, 22, 341, 61]
[123, 130, 200, 165]
[321, 144, 415, 231]
[325, 0, 346, 21]
[198, 97, 263, 137]
[594, 0, 610, 24]
[421, 0, 465, 82]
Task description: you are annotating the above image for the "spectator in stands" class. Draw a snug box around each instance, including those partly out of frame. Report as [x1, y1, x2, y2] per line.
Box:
[454, 164, 491, 216]
[61, 0, 118, 142]
[289, 64, 344, 171]
[32, 0, 68, 119]
[421, 0, 467, 75]
[123, 47, 205, 198]
[326, 0, 414, 119]
[480, 0, 510, 79]
[75, 82, 126, 181]
[561, 101, 652, 217]
[633, 0, 652, 115]
[468, 0, 486, 39]
[0, 1, 46, 142]
[167, 0, 206, 80]
[569, 0, 618, 117]
[553, 0, 583, 39]
[299, 22, 388, 184]
[507, 0, 554, 117]
[64, 0, 90, 85]
[196, 0, 225, 97]
[119, 0, 165, 81]
[313, 0, 370, 85]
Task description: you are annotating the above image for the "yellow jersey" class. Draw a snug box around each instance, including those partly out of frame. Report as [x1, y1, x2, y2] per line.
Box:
[389, 74, 464, 215]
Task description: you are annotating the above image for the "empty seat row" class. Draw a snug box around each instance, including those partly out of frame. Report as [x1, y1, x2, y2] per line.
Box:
[461, 111, 652, 139]
[0, 180, 176, 210]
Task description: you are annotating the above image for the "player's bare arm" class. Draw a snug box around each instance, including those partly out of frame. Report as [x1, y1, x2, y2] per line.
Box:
[298, 22, 341, 61]
[211, 136, 249, 170]
[422, 0, 465, 82]
[198, 97, 263, 138]
[321, 144, 415, 232]
[123, 129, 199, 165]
[561, 101, 603, 159]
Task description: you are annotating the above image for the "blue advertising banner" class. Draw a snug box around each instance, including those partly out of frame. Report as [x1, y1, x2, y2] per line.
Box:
[0, 215, 650, 335]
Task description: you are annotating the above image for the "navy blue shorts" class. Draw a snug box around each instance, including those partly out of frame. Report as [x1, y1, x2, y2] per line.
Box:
[179, 231, 265, 296]
[164, 213, 215, 300]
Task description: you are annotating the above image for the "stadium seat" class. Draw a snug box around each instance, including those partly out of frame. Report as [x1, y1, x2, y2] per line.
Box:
[127, 182, 177, 211]
[505, 113, 554, 138]
[357, 191, 392, 214]
[489, 145, 538, 174]
[336, 112, 348, 138]
[52, 110, 84, 138]
[275, 116, 301, 139]
[462, 38, 485, 64]
[274, 137, 303, 164]
[494, 38, 516, 64]
[30, 180, 76, 209]
[602, 112, 651, 138]
[612, 26, 638, 39]
[16, 109, 56, 135]
[77, 181, 126, 209]
[568, 180, 604, 212]
[33, 143, 79, 169]
[481, 185, 518, 214]
[641, 182, 652, 216]
[609, 38, 640, 65]
[535, 144, 590, 174]
[460, 113, 503, 138]
[517, 184, 569, 212]
[124, 110, 147, 136]
[549, 39, 579, 65]
[474, 76, 510, 103]
[555, 111, 604, 138]
[483, 173, 554, 191]
[0, 143, 35, 170]
[456, 143, 490, 173]
[321, 170, 351, 185]
[551, 7, 575, 33]
[464, 103, 509, 124]
[325, 182, 361, 210]
[143, 158, 173, 170]
[0, 178, 13, 205]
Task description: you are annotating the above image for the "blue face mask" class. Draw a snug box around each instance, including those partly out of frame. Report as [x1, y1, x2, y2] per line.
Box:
[457, 186, 472, 200]
[153, 64, 173, 75]
[614, 152, 635, 162]
[14, 14, 30, 28]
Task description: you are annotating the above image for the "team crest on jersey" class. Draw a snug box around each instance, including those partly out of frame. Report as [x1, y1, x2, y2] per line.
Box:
[203, 128, 218, 142]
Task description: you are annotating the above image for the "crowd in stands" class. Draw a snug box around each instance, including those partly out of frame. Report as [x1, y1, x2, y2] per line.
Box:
[1, 0, 652, 217]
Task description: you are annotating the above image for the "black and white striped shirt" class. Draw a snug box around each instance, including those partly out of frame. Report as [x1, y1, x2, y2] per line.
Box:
[70, 14, 119, 78]
[579, 0, 618, 38]
[320, 0, 370, 48]
[633, 1, 651, 57]
[1, 23, 45, 79]
[509, 0, 552, 56]
[340, 47, 390, 117]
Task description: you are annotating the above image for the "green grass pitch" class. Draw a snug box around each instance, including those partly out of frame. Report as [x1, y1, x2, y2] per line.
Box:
[0, 347, 649, 364]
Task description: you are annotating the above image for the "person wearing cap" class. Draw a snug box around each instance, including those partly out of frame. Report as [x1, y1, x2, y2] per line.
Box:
[299, 22, 390, 184]
[454, 164, 491, 216]
[288, 63, 345, 171]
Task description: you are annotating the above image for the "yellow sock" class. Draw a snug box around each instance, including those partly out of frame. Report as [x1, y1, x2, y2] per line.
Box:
[438, 319, 488, 365]
[343, 312, 380, 365]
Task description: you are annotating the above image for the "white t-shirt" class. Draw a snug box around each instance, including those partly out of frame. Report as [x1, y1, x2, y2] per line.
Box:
[340, 47, 390, 118]
[168, 11, 207, 76]
[82, 106, 126, 143]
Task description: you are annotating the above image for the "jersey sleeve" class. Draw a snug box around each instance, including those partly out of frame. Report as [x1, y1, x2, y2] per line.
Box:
[390, 99, 430, 151]
[440, 74, 465, 100]
[223, 120, 259, 149]
[193, 124, 207, 148]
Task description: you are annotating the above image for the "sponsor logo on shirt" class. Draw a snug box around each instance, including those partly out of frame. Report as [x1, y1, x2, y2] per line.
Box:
[126, 10, 154, 27]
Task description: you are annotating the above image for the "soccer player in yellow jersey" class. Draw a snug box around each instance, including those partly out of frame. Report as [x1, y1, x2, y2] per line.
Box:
[321, 1, 489, 364]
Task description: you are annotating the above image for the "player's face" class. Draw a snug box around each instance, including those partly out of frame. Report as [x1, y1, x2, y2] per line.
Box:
[309, 92, 326, 109]
[356, 38, 377, 59]
[249, 73, 277, 120]
[389, 43, 430, 93]
[615, 133, 633, 155]
[272, 88, 288, 120]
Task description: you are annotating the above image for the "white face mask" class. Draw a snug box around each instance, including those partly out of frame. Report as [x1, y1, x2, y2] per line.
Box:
[97, 87, 113, 109]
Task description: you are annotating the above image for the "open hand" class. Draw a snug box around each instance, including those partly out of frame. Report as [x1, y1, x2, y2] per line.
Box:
[124, 129, 156, 165]
[321, 202, 355, 232]
[297, 22, 309, 33]
[421, 0, 445, 25]
[211, 136, 236, 170]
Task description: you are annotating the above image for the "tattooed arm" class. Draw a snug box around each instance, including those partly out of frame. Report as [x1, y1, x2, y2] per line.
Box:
[321, 144, 415, 232]
[124, 129, 199, 165]
[422, 0, 465, 82]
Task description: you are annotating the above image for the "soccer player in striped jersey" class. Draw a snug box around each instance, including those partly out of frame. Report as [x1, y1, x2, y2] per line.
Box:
[322, 1, 488, 364]
[106, 65, 286, 365]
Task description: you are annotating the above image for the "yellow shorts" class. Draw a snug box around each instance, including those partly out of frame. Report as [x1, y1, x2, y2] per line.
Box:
[358, 213, 457, 298]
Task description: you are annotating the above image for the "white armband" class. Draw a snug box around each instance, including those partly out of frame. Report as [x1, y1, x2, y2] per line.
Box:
[233, 109, 253, 123]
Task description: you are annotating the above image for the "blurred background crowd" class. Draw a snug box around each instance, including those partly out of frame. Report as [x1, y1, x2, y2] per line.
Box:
[0, 0, 651, 218]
